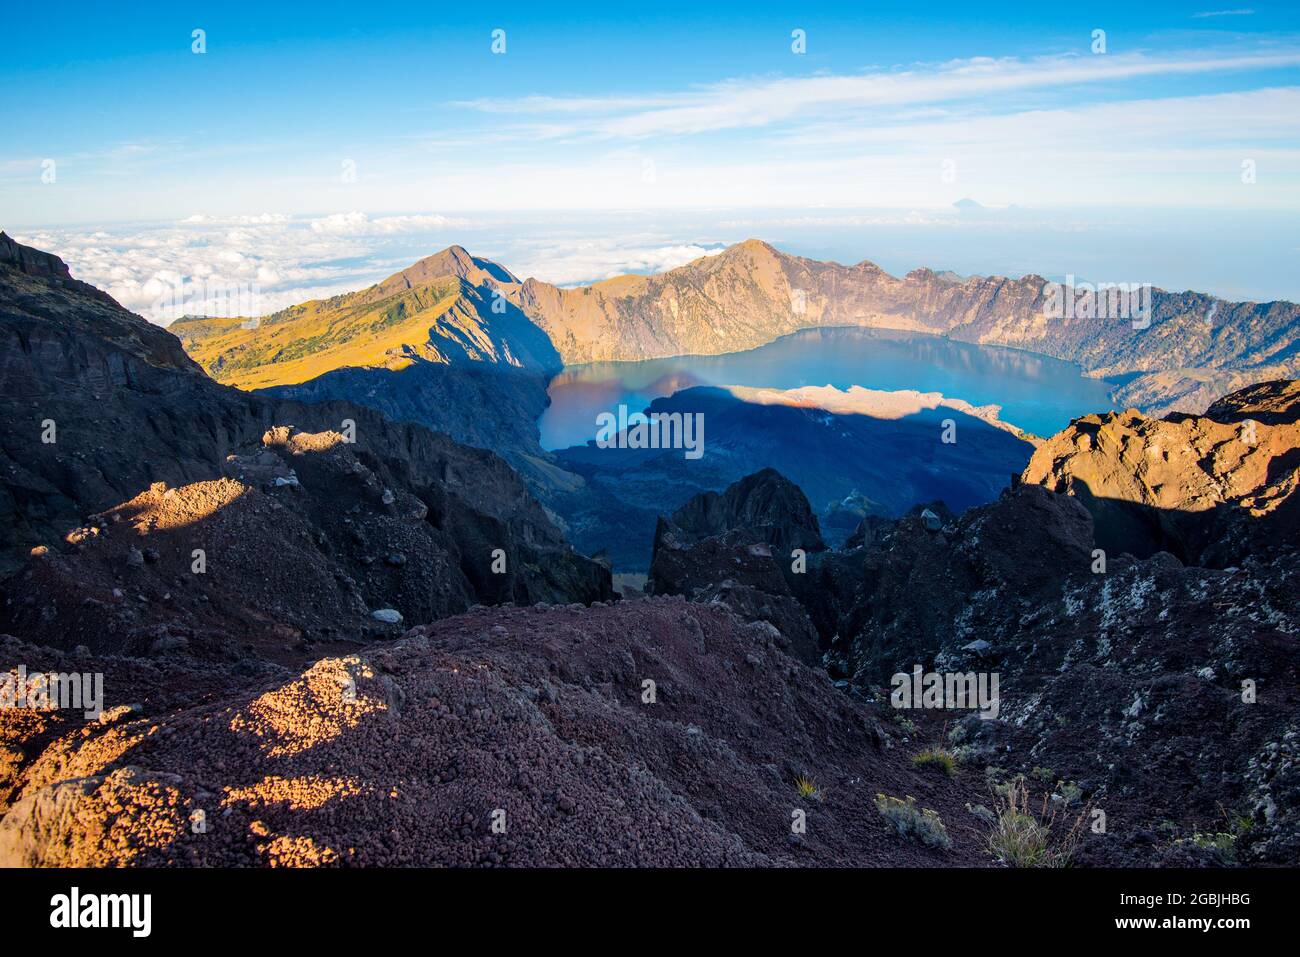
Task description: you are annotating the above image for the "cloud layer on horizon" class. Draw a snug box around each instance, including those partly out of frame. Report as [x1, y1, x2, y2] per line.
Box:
[11, 216, 733, 323]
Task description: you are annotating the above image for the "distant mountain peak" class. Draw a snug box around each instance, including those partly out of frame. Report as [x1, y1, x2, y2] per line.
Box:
[376, 245, 520, 296]
[175, 244, 555, 391]
[719, 238, 781, 259]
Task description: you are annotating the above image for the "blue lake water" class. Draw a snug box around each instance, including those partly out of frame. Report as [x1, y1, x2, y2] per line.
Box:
[540, 327, 1117, 450]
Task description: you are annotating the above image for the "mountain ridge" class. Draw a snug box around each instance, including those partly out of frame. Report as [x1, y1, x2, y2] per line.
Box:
[169, 236, 1300, 419]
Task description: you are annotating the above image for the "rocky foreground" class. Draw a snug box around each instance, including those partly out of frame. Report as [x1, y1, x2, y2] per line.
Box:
[1, 234, 1297, 867]
[0, 600, 994, 866]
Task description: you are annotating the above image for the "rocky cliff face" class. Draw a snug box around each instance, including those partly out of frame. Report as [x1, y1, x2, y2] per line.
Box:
[0, 236, 611, 615]
[646, 470, 828, 664]
[655, 467, 827, 557]
[507, 240, 1300, 416]
[1022, 379, 1300, 565]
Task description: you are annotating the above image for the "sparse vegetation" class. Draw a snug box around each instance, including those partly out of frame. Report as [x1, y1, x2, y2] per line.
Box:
[875, 793, 951, 849]
[1188, 831, 1238, 859]
[992, 772, 1026, 800]
[1055, 780, 1083, 807]
[793, 775, 821, 800]
[984, 765, 1008, 784]
[890, 713, 917, 736]
[1178, 809, 1253, 863]
[912, 746, 958, 777]
[986, 781, 1088, 867]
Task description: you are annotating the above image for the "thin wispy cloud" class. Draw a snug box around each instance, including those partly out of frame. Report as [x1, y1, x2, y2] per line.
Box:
[460, 48, 1300, 140]
[1192, 9, 1256, 17]
[778, 87, 1300, 150]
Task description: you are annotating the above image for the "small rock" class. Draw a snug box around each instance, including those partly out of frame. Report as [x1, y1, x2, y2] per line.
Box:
[125, 547, 144, 569]
[371, 608, 403, 624]
[98, 703, 143, 725]
[148, 635, 189, 655]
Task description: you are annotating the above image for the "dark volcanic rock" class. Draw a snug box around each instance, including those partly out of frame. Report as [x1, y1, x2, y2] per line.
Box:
[0, 236, 612, 642]
[663, 468, 827, 555]
[647, 471, 829, 663]
[650, 527, 793, 599]
[844, 484, 1095, 683]
[829, 401, 1300, 864]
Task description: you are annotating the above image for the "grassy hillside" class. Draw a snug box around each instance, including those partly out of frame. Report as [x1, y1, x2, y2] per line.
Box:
[171, 277, 464, 390]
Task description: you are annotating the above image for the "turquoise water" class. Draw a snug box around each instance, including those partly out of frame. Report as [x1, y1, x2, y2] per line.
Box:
[540, 327, 1117, 450]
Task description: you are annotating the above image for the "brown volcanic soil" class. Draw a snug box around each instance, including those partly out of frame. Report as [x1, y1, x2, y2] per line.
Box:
[1, 420, 615, 665]
[0, 600, 995, 867]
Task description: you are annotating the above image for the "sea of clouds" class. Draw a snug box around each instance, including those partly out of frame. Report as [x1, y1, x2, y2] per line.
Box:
[12, 212, 729, 324]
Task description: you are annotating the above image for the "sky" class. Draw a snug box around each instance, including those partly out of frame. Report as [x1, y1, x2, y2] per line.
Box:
[2, 1, 1299, 318]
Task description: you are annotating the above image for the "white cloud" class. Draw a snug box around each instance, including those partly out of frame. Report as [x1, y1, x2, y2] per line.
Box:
[461, 48, 1300, 140]
[309, 211, 468, 235]
[777, 87, 1300, 151]
[11, 215, 457, 322]
[13, 214, 740, 320]
[180, 213, 292, 225]
[511, 241, 726, 285]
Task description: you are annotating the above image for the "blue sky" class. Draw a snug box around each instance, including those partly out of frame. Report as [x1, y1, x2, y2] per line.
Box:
[2, 1, 1298, 312]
